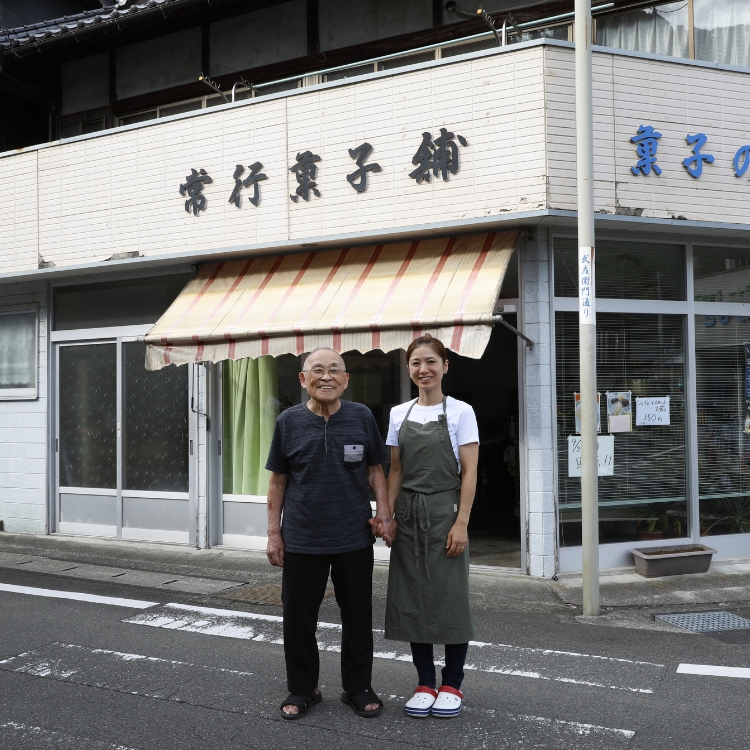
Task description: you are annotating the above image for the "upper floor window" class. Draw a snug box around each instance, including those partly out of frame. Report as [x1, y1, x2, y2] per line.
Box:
[596, 0, 750, 67]
[694, 0, 750, 68]
[596, 2, 689, 59]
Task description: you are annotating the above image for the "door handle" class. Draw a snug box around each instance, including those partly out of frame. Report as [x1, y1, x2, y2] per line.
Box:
[190, 440, 194, 456]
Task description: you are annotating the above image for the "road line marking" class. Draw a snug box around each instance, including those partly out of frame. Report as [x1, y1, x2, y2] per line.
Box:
[167, 602, 342, 627]
[125, 604, 664, 693]
[0, 721, 139, 749]
[513, 714, 636, 740]
[0, 583, 157, 609]
[677, 663, 750, 678]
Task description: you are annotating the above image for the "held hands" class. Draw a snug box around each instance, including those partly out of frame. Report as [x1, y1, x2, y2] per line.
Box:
[446, 521, 468, 557]
[369, 514, 398, 547]
[266, 532, 285, 567]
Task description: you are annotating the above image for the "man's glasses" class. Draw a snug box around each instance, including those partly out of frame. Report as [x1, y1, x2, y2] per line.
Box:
[303, 367, 347, 378]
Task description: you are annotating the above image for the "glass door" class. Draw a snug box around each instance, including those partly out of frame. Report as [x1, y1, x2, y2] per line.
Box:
[57, 342, 118, 536]
[55, 338, 192, 542]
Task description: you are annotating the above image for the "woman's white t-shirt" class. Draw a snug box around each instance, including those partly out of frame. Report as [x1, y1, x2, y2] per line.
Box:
[386, 396, 479, 468]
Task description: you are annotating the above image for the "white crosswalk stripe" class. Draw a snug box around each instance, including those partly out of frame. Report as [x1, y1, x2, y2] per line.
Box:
[0, 583, 156, 609]
[124, 603, 666, 694]
[677, 663, 750, 679]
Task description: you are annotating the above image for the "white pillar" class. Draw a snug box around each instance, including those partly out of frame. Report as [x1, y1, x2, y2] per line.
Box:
[575, 0, 600, 615]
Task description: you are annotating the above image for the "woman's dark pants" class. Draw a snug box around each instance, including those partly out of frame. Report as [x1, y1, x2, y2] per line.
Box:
[410, 642, 469, 690]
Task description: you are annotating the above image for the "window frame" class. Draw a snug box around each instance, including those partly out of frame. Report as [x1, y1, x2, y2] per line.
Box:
[0, 304, 39, 401]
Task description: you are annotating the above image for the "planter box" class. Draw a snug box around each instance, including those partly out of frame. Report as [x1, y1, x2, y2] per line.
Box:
[631, 544, 717, 578]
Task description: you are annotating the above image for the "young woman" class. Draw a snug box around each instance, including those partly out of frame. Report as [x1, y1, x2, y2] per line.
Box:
[383, 334, 479, 718]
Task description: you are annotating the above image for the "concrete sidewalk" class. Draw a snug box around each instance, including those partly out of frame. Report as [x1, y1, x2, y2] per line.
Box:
[1, 531, 749, 630]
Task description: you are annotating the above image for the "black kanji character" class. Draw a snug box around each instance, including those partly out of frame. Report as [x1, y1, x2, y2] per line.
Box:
[289, 150, 321, 202]
[229, 162, 267, 208]
[409, 128, 468, 184]
[179, 168, 212, 215]
[346, 142, 381, 193]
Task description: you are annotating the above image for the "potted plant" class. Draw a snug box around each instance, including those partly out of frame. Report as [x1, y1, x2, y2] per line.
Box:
[635, 505, 684, 541]
[702, 497, 750, 535]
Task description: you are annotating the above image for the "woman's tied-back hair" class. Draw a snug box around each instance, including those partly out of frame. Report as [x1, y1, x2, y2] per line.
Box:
[406, 333, 448, 362]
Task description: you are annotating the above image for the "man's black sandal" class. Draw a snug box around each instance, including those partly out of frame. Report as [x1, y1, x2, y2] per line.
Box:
[280, 691, 322, 720]
[340, 688, 383, 718]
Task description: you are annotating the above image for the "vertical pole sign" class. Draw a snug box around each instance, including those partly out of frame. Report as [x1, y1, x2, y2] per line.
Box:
[575, 0, 600, 616]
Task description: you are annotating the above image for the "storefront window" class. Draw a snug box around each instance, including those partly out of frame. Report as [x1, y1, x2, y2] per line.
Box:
[693, 245, 750, 303]
[695, 314, 750, 535]
[596, 3, 689, 58]
[222, 355, 294, 496]
[556, 312, 687, 546]
[554, 239, 685, 300]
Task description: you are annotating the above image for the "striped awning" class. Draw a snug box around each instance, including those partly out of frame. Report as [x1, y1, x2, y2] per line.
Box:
[144, 230, 519, 370]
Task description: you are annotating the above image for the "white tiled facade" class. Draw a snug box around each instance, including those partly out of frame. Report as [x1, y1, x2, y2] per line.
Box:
[0, 281, 47, 534]
[521, 231, 556, 578]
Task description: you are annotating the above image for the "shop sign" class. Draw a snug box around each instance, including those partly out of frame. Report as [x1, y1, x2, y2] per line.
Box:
[567, 435, 614, 477]
[631, 124, 750, 181]
[177, 128, 467, 215]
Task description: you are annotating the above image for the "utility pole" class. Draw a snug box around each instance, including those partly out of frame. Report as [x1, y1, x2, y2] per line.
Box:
[575, 0, 600, 616]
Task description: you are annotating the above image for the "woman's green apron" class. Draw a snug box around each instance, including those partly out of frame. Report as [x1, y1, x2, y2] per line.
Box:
[385, 397, 475, 644]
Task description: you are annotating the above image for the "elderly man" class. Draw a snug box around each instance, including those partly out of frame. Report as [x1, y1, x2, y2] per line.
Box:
[265, 347, 395, 720]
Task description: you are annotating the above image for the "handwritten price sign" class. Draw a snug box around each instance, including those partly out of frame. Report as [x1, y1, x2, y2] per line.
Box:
[636, 397, 670, 426]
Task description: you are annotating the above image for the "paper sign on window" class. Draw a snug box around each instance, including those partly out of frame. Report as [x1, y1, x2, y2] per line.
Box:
[606, 391, 632, 432]
[574, 392, 601, 434]
[635, 396, 670, 426]
[567, 435, 614, 477]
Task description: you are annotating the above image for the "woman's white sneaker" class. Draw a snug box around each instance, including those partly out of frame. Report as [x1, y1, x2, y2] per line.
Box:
[430, 686, 463, 717]
[404, 686, 438, 718]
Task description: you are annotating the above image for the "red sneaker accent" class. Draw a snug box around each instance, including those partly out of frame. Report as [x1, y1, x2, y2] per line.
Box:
[437, 685, 463, 699]
[414, 686, 438, 697]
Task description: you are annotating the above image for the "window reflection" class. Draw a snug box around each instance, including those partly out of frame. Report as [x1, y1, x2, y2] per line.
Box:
[693, 246, 750, 303]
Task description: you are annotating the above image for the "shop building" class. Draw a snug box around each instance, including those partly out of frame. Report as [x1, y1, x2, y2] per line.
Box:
[1, 1, 750, 575]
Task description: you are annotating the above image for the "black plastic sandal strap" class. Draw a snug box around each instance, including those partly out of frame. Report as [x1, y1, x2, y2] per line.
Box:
[349, 688, 383, 711]
[281, 693, 311, 711]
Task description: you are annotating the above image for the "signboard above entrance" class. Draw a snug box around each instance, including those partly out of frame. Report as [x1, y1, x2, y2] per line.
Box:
[177, 128, 468, 215]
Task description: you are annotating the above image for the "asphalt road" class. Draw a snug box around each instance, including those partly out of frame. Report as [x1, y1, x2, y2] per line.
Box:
[0, 565, 748, 750]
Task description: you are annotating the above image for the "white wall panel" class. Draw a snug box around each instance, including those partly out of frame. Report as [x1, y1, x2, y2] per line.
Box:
[545, 45, 750, 223]
[0, 281, 47, 534]
[0, 47, 548, 273]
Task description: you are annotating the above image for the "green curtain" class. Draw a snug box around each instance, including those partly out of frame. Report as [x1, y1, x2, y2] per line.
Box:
[223, 356, 279, 496]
